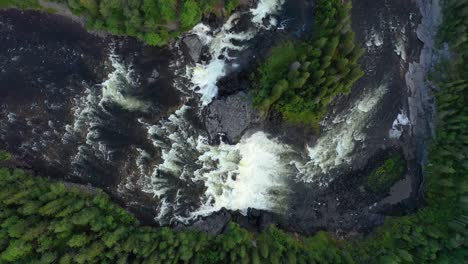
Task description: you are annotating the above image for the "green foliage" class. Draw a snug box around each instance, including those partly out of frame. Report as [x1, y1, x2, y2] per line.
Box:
[0, 150, 11, 161]
[366, 154, 406, 193]
[0, 1, 466, 263]
[254, 42, 302, 110]
[253, 0, 364, 128]
[180, 0, 202, 30]
[438, 0, 468, 76]
[225, 0, 239, 13]
[1, 0, 242, 46]
[1, 0, 241, 45]
[0, 0, 40, 9]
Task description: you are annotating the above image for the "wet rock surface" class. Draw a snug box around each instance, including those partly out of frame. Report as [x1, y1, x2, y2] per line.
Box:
[204, 91, 262, 143]
[180, 0, 431, 235]
[182, 35, 203, 63]
[0, 0, 437, 236]
[0, 9, 180, 225]
[0, 9, 109, 178]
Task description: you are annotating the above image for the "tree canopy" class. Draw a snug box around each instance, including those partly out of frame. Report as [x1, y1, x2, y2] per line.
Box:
[253, 0, 364, 129]
[0, 0, 241, 46]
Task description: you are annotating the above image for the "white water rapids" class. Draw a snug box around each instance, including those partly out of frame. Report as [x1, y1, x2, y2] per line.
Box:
[0, 0, 422, 228]
[123, 0, 390, 224]
[137, 83, 387, 223]
[50, 0, 391, 224]
[139, 106, 295, 223]
[188, 0, 285, 105]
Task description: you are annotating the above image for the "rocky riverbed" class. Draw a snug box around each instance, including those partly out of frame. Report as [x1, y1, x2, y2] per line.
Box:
[0, 0, 438, 236]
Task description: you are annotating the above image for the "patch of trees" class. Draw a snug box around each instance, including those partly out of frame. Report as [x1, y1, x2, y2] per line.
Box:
[365, 154, 405, 193]
[58, 0, 240, 45]
[252, 0, 364, 129]
[1, 0, 241, 46]
[439, 0, 468, 75]
[63, 0, 241, 45]
[0, 150, 11, 161]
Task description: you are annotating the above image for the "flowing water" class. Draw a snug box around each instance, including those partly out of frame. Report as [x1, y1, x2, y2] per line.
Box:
[135, 0, 393, 223]
[0, 0, 424, 229]
[187, 0, 285, 105]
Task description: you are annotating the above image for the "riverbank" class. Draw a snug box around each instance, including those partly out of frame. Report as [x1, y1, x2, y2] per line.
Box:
[0, 0, 437, 237]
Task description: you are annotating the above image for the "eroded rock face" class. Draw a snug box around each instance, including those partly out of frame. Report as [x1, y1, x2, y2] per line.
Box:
[182, 35, 203, 63]
[204, 92, 262, 143]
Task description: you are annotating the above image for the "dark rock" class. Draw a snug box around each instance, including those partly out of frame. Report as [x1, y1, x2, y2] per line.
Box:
[184, 209, 233, 236]
[204, 91, 262, 143]
[0, 0, 438, 238]
[182, 34, 203, 63]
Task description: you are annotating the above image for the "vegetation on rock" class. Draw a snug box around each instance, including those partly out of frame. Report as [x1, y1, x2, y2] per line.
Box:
[252, 0, 364, 129]
[349, 0, 468, 261]
[365, 154, 406, 193]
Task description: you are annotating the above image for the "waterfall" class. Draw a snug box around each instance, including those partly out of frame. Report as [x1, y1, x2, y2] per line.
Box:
[137, 0, 389, 223]
[138, 0, 289, 223]
[186, 0, 285, 105]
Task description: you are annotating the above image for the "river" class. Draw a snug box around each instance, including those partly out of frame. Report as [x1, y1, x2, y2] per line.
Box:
[0, 0, 433, 235]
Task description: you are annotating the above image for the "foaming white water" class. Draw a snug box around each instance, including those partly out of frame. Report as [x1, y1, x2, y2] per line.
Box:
[139, 104, 293, 222]
[136, 0, 391, 223]
[62, 51, 147, 170]
[365, 28, 384, 48]
[187, 0, 285, 105]
[101, 52, 149, 111]
[140, 105, 199, 198]
[389, 112, 410, 139]
[251, 0, 285, 27]
[188, 15, 253, 105]
[192, 132, 293, 217]
[295, 85, 388, 184]
[62, 84, 113, 164]
[63, 87, 97, 144]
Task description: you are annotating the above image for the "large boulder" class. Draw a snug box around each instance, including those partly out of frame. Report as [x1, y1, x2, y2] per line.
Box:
[204, 91, 262, 143]
[182, 34, 203, 63]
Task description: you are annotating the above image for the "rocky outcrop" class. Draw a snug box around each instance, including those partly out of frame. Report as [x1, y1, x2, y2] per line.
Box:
[204, 92, 262, 143]
[182, 34, 204, 63]
[406, 0, 444, 163]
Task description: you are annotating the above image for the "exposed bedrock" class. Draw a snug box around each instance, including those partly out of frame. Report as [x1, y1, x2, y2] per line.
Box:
[182, 35, 204, 63]
[184, 0, 438, 235]
[204, 91, 262, 143]
[0, 0, 439, 236]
